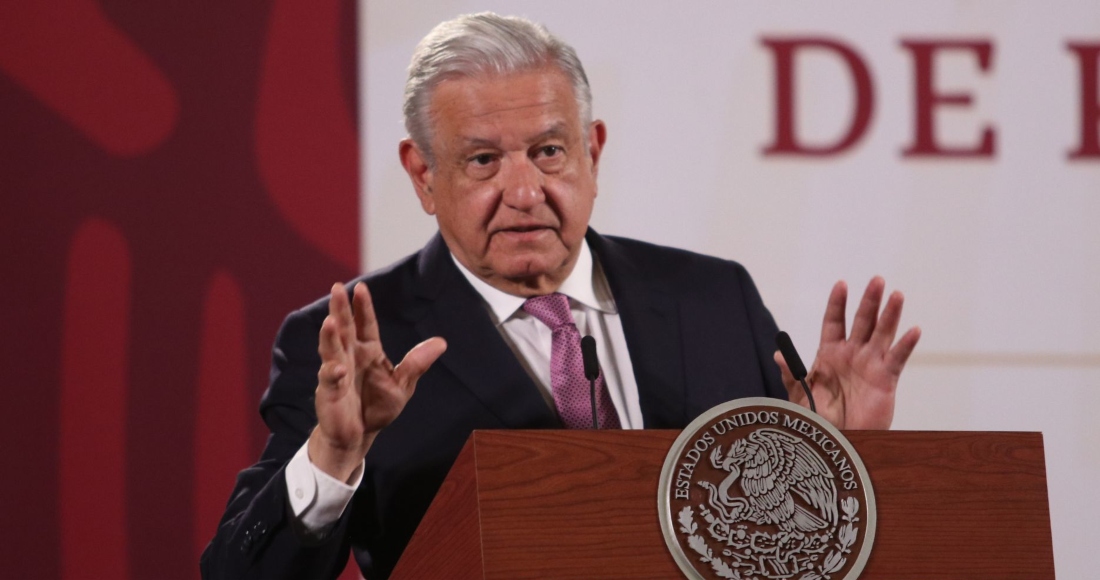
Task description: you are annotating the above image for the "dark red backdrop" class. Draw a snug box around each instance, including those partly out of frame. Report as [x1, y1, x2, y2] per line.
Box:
[0, 1, 362, 578]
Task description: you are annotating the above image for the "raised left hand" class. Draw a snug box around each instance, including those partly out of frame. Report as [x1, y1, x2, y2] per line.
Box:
[774, 276, 921, 429]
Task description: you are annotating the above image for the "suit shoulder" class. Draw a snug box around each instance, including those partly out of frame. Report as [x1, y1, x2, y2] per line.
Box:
[361, 251, 422, 312]
[288, 250, 422, 318]
[601, 234, 751, 282]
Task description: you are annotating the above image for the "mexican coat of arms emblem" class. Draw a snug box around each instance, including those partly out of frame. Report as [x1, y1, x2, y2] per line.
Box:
[659, 398, 876, 580]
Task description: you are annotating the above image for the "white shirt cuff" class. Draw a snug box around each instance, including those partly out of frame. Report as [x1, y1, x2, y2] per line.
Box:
[285, 440, 364, 535]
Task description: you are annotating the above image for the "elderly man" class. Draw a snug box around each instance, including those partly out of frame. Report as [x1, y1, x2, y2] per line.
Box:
[201, 12, 919, 580]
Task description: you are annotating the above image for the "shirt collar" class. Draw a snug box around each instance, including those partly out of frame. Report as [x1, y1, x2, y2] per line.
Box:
[451, 238, 617, 325]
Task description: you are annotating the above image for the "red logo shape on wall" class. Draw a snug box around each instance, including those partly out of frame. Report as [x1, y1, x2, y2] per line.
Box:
[0, 1, 361, 578]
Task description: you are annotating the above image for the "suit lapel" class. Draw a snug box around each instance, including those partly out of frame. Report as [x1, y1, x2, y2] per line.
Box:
[412, 234, 560, 429]
[588, 231, 687, 428]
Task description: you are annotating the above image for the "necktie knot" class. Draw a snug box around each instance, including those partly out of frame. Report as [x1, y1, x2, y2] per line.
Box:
[522, 293, 574, 330]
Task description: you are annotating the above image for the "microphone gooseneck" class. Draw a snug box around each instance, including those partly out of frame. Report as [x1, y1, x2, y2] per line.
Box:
[580, 336, 600, 429]
[776, 331, 816, 413]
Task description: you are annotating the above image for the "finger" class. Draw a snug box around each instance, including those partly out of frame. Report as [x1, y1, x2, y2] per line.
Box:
[774, 350, 806, 405]
[318, 317, 349, 388]
[819, 280, 848, 344]
[317, 360, 349, 390]
[318, 315, 343, 360]
[352, 282, 381, 343]
[848, 276, 885, 344]
[394, 337, 447, 388]
[870, 290, 904, 353]
[885, 326, 922, 373]
[329, 282, 355, 335]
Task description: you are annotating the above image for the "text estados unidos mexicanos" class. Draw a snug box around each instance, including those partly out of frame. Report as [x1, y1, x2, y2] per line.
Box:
[673, 410, 859, 499]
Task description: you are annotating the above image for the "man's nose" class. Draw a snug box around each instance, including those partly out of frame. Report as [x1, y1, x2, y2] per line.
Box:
[500, 155, 544, 209]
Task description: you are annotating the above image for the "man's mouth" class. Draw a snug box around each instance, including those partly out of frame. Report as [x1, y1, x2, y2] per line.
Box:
[494, 225, 554, 241]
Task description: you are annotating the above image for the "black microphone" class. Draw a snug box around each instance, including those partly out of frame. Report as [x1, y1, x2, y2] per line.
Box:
[580, 336, 600, 429]
[775, 331, 816, 413]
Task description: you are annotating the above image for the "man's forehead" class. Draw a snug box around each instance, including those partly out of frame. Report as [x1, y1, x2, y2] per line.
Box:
[430, 68, 573, 111]
[428, 70, 582, 148]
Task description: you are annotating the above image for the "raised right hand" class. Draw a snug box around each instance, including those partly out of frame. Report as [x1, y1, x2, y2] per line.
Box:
[308, 281, 446, 482]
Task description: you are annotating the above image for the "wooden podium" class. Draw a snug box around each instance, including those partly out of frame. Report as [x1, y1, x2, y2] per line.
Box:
[390, 430, 1054, 579]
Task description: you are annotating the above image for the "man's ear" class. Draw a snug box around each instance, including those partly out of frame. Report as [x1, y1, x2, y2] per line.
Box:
[399, 138, 436, 215]
[587, 120, 608, 179]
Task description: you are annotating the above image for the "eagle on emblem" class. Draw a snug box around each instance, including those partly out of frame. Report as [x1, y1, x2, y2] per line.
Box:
[699, 427, 838, 533]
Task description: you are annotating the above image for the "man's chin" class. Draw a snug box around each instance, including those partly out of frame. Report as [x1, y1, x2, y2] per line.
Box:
[496, 260, 556, 280]
[488, 255, 571, 290]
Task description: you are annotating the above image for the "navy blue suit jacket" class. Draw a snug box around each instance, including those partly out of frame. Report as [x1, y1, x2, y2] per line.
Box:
[200, 230, 786, 579]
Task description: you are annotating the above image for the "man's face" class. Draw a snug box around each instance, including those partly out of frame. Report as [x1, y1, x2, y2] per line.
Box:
[401, 66, 606, 296]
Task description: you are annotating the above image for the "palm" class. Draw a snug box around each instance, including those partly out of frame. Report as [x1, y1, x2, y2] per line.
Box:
[317, 336, 404, 447]
[312, 282, 446, 479]
[778, 277, 920, 430]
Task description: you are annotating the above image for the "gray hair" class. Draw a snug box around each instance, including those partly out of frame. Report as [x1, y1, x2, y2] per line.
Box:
[403, 12, 593, 164]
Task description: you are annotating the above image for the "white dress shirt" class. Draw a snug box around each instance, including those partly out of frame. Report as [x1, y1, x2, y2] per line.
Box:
[452, 239, 642, 429]
[285, 239, 640, 534]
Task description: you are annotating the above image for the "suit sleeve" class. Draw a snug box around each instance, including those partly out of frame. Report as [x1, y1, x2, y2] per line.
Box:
[199, 308, 356, 580]
[732, 263, 789, 401]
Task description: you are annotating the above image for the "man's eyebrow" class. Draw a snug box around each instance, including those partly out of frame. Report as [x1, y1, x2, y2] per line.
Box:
[460, 136, 499, 148]
[458, 123, 571, 149]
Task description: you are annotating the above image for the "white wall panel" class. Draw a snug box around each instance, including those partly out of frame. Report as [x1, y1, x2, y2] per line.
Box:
[361, 3, 1100, 576]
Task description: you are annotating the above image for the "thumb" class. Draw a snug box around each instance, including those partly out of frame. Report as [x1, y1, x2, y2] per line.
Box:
[393, 337, 447, 387]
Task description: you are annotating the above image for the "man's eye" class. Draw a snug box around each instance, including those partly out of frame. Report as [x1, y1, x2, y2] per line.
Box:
[539, 145, 562, 157]
[470, 153, 495, 166]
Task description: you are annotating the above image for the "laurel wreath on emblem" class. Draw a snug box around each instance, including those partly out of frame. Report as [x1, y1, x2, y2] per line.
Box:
[677, 496, 860, 580]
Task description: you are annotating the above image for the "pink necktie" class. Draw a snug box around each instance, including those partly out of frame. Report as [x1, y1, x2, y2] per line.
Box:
[522, 293, 621, 429]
